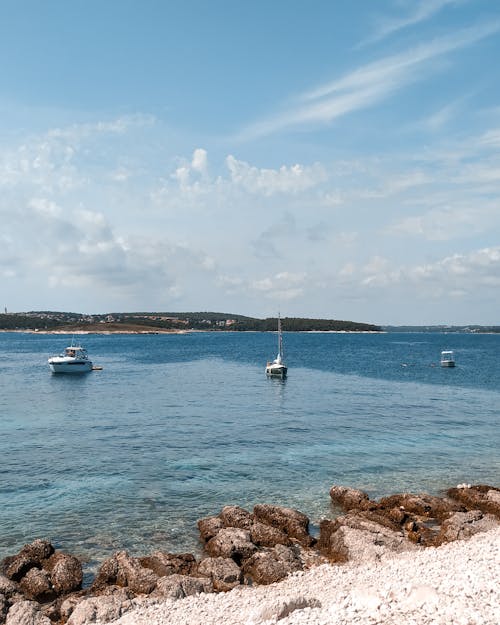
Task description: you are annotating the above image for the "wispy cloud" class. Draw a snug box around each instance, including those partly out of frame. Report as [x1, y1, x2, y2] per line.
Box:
[239, 20, 500, 140]
[362, 0, 465, 46]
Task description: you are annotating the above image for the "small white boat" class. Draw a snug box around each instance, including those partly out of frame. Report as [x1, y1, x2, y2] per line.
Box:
[266, 315, 287, 377]
[48, 343, 93, 374]
[440, 350, 455, 367]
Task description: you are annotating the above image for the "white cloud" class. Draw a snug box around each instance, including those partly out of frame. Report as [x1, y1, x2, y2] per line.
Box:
[357, 246, 500, 297]
[421, 101, 461, 131]
[191, 148, 208, 175]
[46, 114, 155, 142]
[239, 20, 500, 139]
[169, 148, 210, 193]
[250, 272, 307, 301]
[29, 197, 62, 218]
[225, 155, 326, 195]
[217, 271, 308, 303]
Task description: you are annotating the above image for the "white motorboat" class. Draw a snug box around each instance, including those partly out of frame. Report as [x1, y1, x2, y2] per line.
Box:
[440, 350, 455, 367]
[266, 315, 287, 377]
[48, 343, 93, 373]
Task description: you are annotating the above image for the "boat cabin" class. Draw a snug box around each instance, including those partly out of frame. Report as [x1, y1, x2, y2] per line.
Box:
[440, 350, 455, 367]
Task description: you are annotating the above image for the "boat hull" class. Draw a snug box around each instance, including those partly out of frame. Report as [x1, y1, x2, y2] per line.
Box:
[440, 360, 455, 367]
[266, 364, 287, 377]
[48, 359, 93, 374]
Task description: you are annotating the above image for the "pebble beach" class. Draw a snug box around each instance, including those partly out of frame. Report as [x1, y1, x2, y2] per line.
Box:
[108, 526, 500, 625]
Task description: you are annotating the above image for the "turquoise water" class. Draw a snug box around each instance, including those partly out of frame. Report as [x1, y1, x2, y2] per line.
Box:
[1, 331, 499, 575]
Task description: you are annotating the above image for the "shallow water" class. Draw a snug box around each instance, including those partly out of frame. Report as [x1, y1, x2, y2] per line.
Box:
[1, 330, 499, 574]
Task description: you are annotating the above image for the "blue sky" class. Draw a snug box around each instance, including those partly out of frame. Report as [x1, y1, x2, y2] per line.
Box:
[1, 0, 500, 324]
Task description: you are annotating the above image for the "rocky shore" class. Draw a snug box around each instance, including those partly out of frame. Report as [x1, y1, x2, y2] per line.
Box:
[1, 483, 499, 625]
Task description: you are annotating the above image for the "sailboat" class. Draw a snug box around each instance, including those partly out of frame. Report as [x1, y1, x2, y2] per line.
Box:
[265, 315, 287, 377]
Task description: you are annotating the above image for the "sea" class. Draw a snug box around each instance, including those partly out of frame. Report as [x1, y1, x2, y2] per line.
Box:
[1, 330, 499, 579]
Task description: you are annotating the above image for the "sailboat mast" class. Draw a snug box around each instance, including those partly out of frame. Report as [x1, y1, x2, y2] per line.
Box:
[278, 314, 283, 359]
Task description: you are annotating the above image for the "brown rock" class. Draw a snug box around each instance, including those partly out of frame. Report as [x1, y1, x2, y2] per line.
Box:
[5, 600, 51, 625]
[139, 552, 197, 578]
[253, 504, 314, 547]
[90, 553, 119, 591]
[18, 540, 54, 565]
[0, 593, 7, 622]
[114, 551, 158, 595]
[2, 540, 55, 583]
[438, 509, 499, 543]
[152, 574, 213, 599]
[378, 493, 463, 521]
[58, 594, 83, 623]
[0, 575, 19, 600]
[447, 485, 500, 518]
[45, 553, 82, 595]
[357, 509, 402, 532]
[205, 528, 256, 564]
[318, 513, 418, 563]
[197, 516, 224, 542]
[91, 551, 157, 595]
[65, 592, 133, 625]
[19, 569, 53, 602]
[250, 521, 290, 548]
[329, 486, 371, 511]
[2, 556, 38, 583]
[220, 505, 253, 530]
[197, 557, 241, 592]
[243, 544, 303, 585]
[387, 507, 407, 524]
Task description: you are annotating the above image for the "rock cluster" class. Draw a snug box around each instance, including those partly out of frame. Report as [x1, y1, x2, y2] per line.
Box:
[1, 484, 498, 624]
[319, 484, 499, 563]
[0, 539, 83, 624]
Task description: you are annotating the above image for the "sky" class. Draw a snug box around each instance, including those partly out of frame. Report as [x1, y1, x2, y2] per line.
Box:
[1, 0, 500, 325]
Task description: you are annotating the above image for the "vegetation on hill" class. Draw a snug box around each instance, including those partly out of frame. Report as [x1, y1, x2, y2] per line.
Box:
[232, 317, 379, 332]
[0, 311, 381, 332]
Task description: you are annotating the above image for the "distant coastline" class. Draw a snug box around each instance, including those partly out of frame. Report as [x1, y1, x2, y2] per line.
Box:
[3, 311, 499, 334]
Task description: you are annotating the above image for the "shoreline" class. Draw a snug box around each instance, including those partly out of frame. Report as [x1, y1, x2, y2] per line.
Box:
[0, 328, 383, 334]
[2, 483, 499, 624]
[114, 525, 500, 625]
